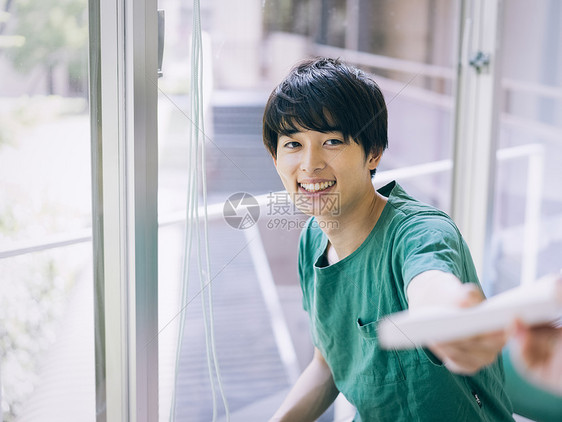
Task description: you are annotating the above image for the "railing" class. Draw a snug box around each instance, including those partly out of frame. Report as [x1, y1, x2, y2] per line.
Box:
[313, 44, 454, 80]
[314, 45, 562, 101]
[0, 229, 93, 260]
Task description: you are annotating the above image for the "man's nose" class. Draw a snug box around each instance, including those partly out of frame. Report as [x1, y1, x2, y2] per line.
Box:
[300, 147, 326, 173]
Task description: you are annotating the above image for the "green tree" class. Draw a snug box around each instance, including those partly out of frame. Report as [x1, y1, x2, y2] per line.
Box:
[5, 0, 88, 95]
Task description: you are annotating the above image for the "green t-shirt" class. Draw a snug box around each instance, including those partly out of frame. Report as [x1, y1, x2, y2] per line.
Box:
[298, 181, 514, 421]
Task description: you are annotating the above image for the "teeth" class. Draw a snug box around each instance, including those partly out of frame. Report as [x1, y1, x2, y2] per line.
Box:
[300, 181, 335, 192]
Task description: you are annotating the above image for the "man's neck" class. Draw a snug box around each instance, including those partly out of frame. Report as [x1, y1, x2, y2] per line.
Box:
[319, 189, 387, 262]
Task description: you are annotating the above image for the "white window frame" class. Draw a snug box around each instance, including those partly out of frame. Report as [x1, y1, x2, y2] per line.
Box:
[89, 0, 159, 420]
[451, 0, 503, 282]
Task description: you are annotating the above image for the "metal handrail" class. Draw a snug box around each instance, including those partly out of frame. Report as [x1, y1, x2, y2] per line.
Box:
[315, 45, 562, 106]
[503, 78, 562, 100]
[0, 229, 93, 260]
[313, 44, 454, 80]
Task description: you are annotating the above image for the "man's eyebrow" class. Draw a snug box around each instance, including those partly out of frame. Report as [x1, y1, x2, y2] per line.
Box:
[278, 131, 298, 138]
[285, 126, 342, 134]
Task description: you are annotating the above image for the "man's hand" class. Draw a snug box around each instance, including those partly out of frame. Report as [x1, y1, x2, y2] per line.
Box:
[511, 320, 562, 394]
[427, 283, 507, 374]
[407, 271, 507, 375]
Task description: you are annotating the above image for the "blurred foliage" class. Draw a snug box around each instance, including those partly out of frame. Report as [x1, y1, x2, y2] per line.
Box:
[4, 0, 88, 94]
[0, 254, 70, 420]
[0, 195, 79, 421]
[0, 96, 87, 148]
[0, 113, 17, 148]
[12, 95, 87, 124]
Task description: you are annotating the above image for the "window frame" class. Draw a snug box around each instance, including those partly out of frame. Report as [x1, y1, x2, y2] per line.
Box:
[451, 0, 504, 282]
[89, 0, 159, 420]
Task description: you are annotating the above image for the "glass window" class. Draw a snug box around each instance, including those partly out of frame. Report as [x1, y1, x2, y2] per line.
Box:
[490, 0, 562, 293]
[0, 0, 93, 420]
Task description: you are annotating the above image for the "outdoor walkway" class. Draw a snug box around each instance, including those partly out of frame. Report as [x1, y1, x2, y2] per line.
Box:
[172, 220, 295, 421]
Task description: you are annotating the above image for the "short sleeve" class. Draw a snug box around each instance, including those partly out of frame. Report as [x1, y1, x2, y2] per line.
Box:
[393, 215, 467, 297]
[297, 226, 310, 313]
[298, 217, 319, 313]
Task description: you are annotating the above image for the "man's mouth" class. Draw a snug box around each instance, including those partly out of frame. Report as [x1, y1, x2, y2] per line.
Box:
[299, 181, 336, 193]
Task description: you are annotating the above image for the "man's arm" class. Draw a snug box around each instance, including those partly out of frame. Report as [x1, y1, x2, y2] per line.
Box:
[270, 347, 340, 422]
[407, 270, 507, 374]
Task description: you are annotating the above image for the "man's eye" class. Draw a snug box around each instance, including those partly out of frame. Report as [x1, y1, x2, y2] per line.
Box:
[284, 141, 301, 148]
[325, 139, 343, 145]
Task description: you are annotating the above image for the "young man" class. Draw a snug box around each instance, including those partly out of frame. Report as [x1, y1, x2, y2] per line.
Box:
[262, 57, 514, 421]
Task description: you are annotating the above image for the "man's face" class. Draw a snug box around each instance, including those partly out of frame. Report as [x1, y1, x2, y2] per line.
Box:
[274, 129, 380, 218]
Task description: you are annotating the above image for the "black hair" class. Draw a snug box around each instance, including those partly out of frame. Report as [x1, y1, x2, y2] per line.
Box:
[262, 57, 388, 176]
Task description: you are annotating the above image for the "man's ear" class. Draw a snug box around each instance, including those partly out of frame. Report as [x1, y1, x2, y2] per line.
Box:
[272, 155, 277, 168]
[367, 149, 382, 171]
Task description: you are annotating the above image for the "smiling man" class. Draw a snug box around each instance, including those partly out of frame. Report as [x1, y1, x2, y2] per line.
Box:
[262, 58, 514, 422]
